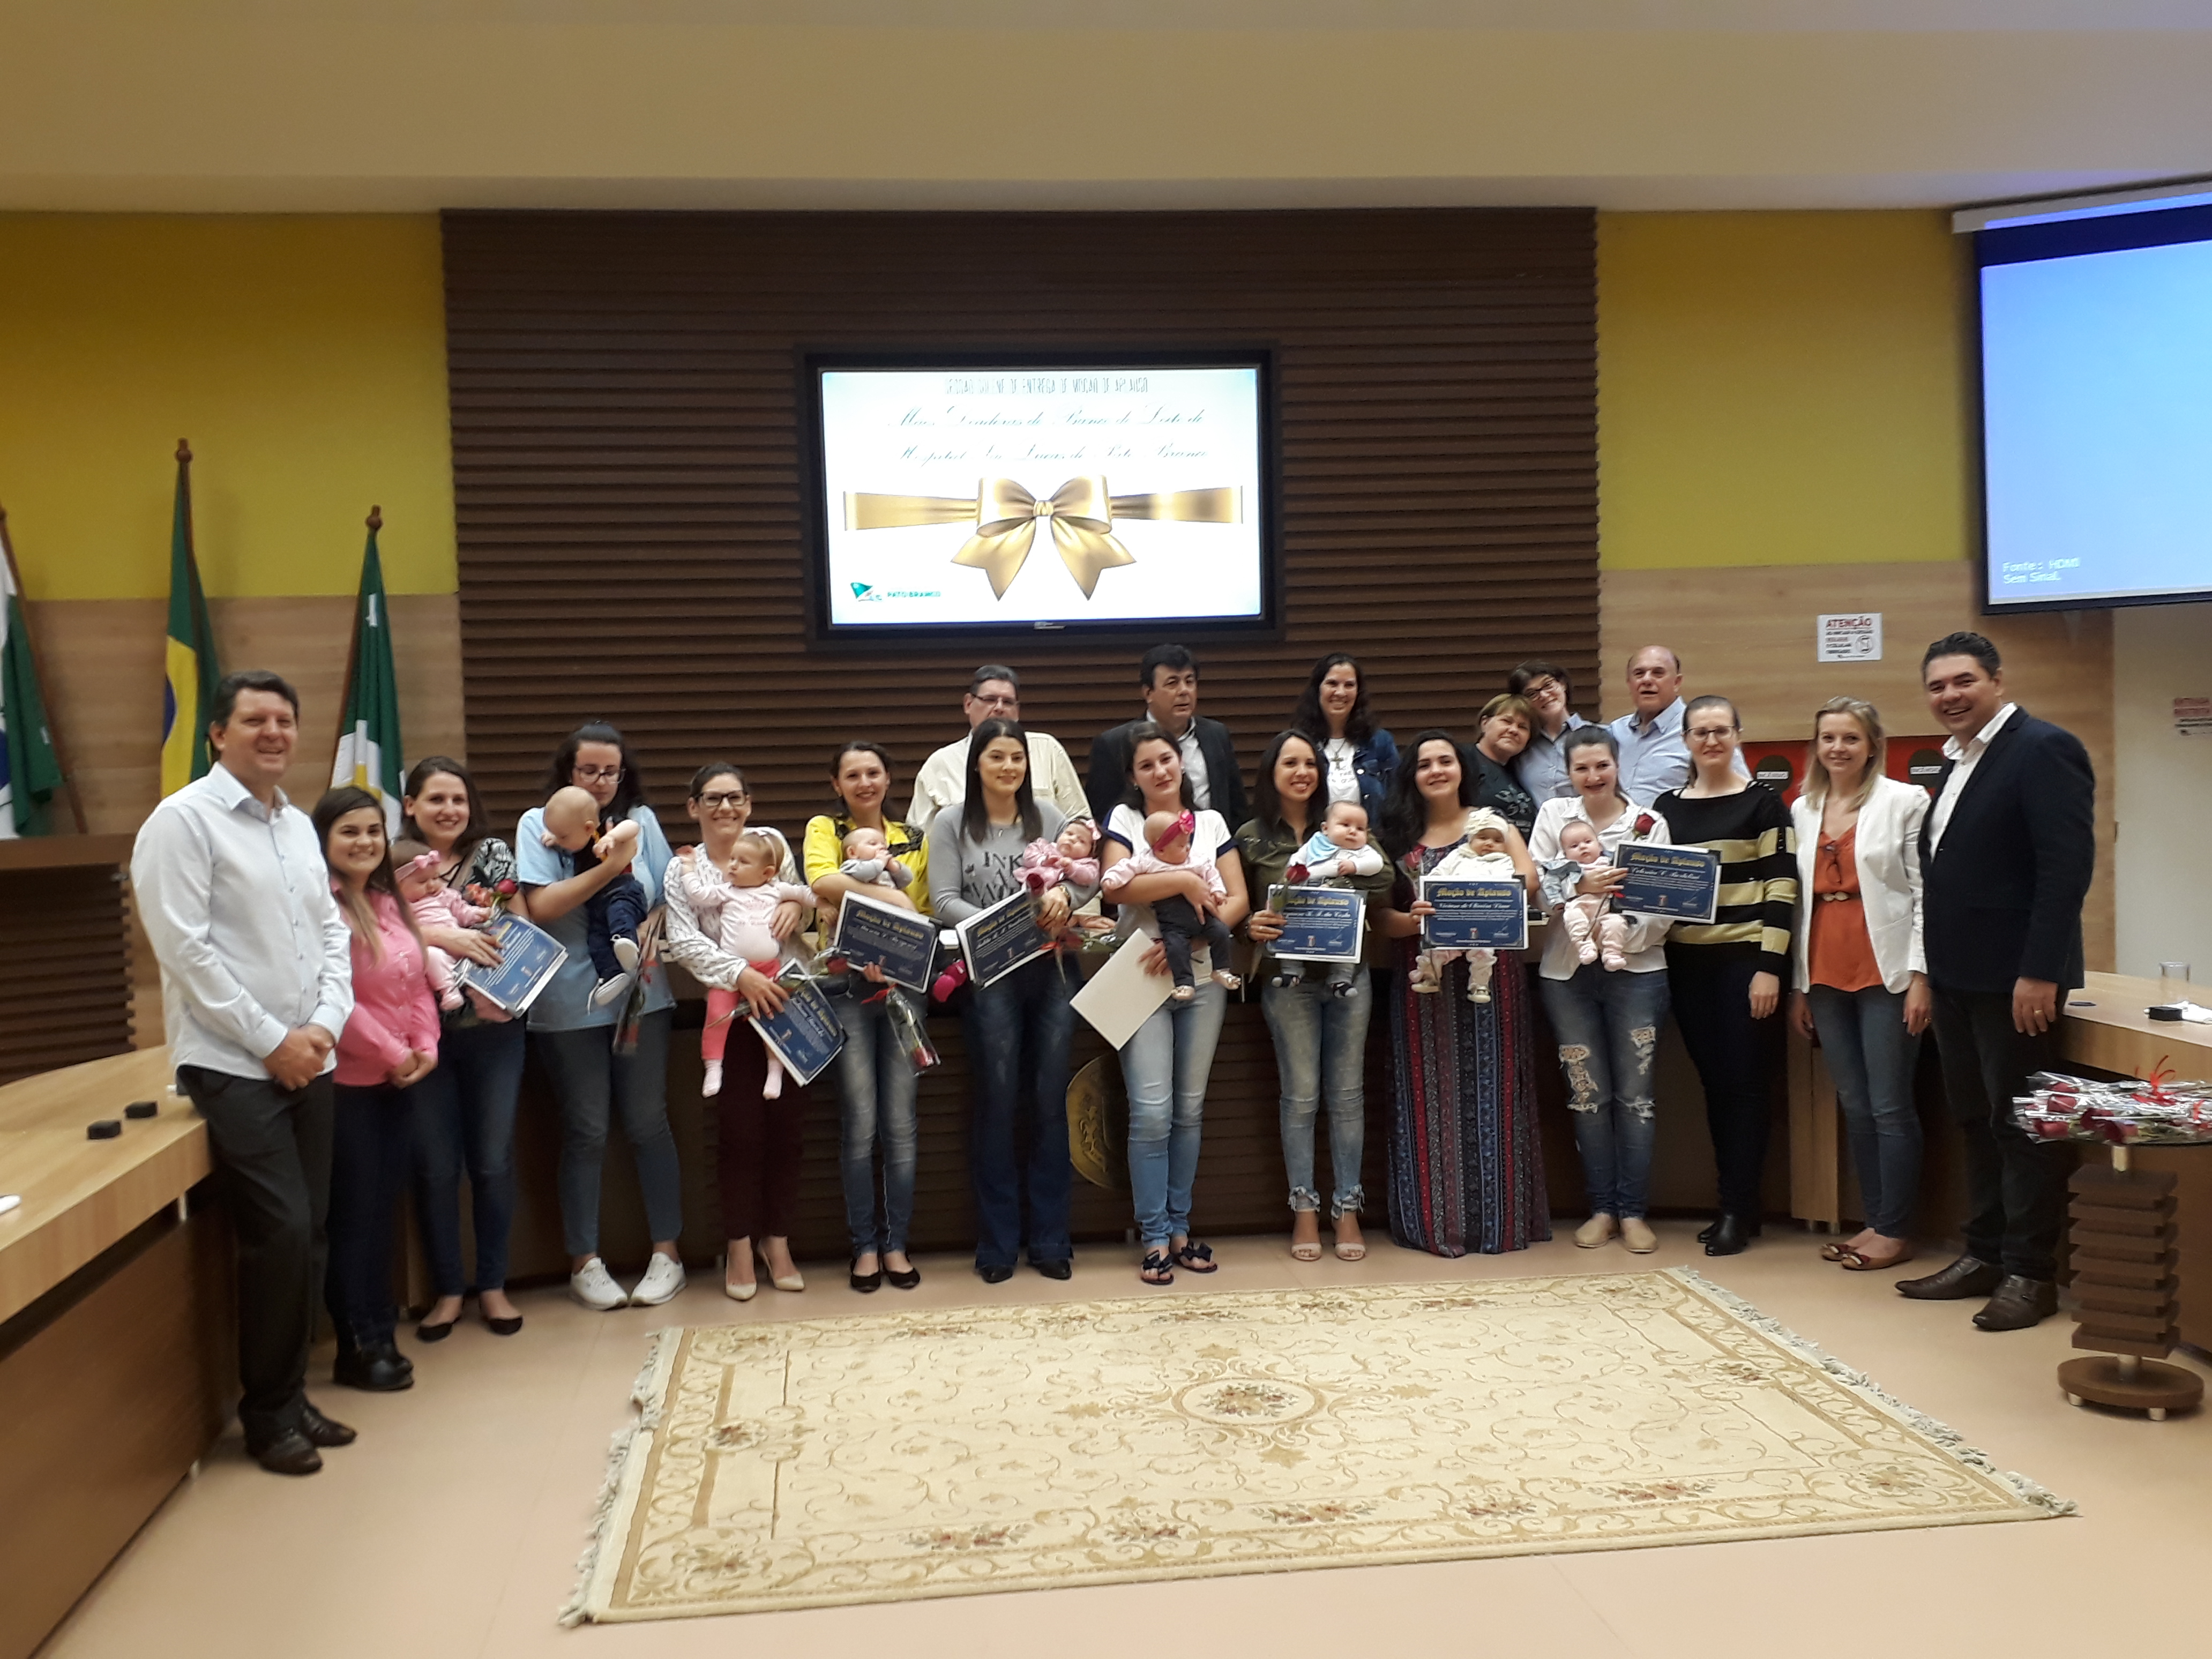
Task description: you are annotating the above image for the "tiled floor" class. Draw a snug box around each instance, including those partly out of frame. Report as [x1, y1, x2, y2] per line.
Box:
[41, 1225, 2212, 1659]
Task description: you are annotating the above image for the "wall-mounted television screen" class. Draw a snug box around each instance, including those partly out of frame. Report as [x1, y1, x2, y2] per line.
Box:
[803, 353, 1275, 638]
[1963, 185, 2212, 612]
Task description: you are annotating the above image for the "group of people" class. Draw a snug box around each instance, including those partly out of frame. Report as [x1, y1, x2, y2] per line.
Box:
[130, 627, 2095, 1477]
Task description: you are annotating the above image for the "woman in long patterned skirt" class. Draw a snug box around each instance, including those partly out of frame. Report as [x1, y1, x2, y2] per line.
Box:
[1375, 730, 1549, 1255]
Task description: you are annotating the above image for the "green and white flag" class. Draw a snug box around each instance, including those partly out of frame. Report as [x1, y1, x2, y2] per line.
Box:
[331, 511, 405, 835]
[0, 533, 66, 839]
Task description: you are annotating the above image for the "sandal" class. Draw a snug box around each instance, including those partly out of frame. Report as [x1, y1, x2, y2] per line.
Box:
[1333, 1236, 1366, 1262]
[1839, 1244, 1917, 1272]
[1140, 1249, 1176, 1287]
[1172, 1239, 1219, 1274]
[1818, 1242, 1849, 1262]
[1290, 1239, 1322, 1262]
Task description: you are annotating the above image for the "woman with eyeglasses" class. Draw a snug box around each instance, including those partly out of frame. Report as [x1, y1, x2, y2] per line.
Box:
[513, 722, 685, 1313]
[659, 763, 810, 1300]
[803, 741, 933, 1293]
[1654, 695, 1799, 1258]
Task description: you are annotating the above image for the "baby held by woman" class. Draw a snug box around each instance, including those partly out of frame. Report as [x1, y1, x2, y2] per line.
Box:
[671, 829, 813, 1098]
[1410, 807, 1519, 1003]
[1102, 808, 1242, 1001]
[541, 784, 647, 1007]
[1272, 800, 1384, 997]
[1542, 818, 1630, 971]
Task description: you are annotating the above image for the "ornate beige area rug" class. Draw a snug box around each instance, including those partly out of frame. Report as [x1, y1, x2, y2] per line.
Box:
[565, 1269, 2069, 1623]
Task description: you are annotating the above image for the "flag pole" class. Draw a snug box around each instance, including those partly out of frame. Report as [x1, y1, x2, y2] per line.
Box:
[0, 503, 88, 833]
[333, 504, 378, 762]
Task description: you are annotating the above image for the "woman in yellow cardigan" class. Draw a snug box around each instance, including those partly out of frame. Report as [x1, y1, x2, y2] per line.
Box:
[803, 741, 932, 1292]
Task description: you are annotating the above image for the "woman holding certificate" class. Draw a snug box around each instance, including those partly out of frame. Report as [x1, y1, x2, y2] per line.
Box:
[657, 763, 811, 1302]
[398, 758, 527, 1340]
[1239, 731, 1396, 1262]
[803, 742, 932, 1294]
[926, 720, 1093, 1284]
[1527, 727, 1674, 1255]
[1100, 724, 1252, 1286]
[1787, 698, 1927, 1272]
[1374, 731, 1549, 1257]
[1652, 696, 1799, 1258]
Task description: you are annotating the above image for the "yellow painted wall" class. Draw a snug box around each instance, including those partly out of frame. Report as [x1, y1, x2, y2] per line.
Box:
[1597, 210, 1971, 571]
[0, 214, 453, 600]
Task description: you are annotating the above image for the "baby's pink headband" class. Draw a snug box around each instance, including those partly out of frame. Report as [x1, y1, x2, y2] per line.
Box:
[1148, 809, 1196, 851]
[396, 851, 441, 882]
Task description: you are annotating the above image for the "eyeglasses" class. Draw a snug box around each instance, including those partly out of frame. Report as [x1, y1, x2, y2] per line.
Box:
[573, 765, 624, 783]
[1686, 727, 1738, 742]
[696, 791, 748, 809]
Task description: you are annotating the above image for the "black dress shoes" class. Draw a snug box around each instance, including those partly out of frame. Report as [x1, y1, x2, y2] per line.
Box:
[850, 1263, 884, 1293]
[1034, 1259, 1073, 1281]
[1696, 1220, 1717, 1243]
[249, 1429, 324, 1476]
[886, 1262, 922, 1290]
[334, 1346, 415, 1392]
[1895, 1255, 2004, 1301]
[1974, 1276, 2060, 1331]
[1703, 1214, 1759, 1256]
[299, 1402, 357, 1448]
[484, 1312, 524, 1336]
[415, 1316, 456, 1343]
[976, 1262, 1014, 1284]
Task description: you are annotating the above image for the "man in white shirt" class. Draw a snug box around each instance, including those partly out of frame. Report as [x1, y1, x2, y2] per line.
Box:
[907, 664, 1089, 830]
[132, 670, 358, 1476]
[1605, 645, 1747, 801]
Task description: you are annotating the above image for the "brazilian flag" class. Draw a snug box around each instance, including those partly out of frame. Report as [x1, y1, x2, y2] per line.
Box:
[160, 443, 222, 797]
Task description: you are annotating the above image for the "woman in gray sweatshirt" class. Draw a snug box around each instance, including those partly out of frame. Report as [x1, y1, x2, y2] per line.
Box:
[926, 718, 1096, 1283]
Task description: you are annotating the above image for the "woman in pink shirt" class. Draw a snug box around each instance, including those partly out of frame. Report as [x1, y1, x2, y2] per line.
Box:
[314, 787, 440, 1395]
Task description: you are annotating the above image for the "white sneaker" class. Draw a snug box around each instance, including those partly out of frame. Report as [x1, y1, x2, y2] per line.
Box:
[590, 972, 634, 1008]
[569, 1257, 628, 1310]
[612, 936, 641, 973]
[630, 1253, 687, 1307]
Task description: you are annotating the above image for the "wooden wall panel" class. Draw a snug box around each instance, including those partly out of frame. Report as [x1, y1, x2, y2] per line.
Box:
[444, 208, 1601, 1261]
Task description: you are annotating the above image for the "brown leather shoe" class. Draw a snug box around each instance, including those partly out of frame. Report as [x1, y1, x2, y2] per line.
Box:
[249, 1429, 324, 1476]
[300, 1402, 357, 1448]
[1972, 1276, 2059, 1331]
[1895, 1255, 2003, 1301]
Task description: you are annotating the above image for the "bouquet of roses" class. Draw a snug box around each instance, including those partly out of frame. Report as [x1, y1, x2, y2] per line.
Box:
[2012, 1064, 2212, 1145]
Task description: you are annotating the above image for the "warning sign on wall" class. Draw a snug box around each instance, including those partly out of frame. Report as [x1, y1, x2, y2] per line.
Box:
[1816, 614, 1882, 663]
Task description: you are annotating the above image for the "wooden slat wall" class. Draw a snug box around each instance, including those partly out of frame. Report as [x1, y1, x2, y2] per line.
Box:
[0, 868, 132, 1087]
[444, 209, 1598, 1267]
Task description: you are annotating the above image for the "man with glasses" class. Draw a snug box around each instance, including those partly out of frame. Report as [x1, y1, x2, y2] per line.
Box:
[1506, 660, 1589, 801]
[907, 664, 1089, 829]
[1605, 644, 1745, 801]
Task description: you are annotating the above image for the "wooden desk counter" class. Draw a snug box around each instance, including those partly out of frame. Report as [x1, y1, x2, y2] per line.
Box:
[0, 1046, 205, 1325]
[0, 1046, 233, 1659]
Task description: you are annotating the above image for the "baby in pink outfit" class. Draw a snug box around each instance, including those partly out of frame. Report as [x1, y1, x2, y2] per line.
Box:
[672, 831, 814, 1099]
[392, 841, 494, 1011]
[1020, 816, 1101, 898]
[1552, 819, 1628, 971]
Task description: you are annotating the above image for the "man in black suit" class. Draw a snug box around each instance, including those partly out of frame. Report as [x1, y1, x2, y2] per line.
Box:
[1085, 643, 1249, 829]
[1898, 631, 2094, 1331]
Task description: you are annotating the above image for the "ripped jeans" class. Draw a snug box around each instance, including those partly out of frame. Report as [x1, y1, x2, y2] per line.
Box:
[1536, 965, 1669, 1221]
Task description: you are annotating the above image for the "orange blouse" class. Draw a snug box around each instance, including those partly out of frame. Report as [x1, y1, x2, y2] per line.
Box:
[1807, 825, 1882, 993]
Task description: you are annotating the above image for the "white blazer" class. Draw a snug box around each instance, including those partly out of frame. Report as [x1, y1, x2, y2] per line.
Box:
[1790, 775, 1927, 995]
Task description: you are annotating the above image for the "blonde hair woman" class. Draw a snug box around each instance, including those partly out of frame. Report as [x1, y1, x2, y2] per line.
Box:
[1788, 697, 1930, 1272]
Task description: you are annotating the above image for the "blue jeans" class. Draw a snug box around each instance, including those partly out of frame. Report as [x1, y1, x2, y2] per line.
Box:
[959, 955, 1077, 1269]
[1808, 983, 1924, 1238]
[533, 1010, 680, 1260]
[831, 986, 920, 1257]
[1536, 967, 1669, 1220]
[410, 1015, 526, 1295]
[1122, 977, 1229, 1249]
[1260, 969, 1370, 1217]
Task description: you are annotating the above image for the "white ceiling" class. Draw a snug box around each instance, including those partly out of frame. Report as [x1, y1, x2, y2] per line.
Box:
[3, 3, 2208, 213]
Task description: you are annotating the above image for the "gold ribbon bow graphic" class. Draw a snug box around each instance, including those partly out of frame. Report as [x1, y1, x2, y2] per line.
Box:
[844, 476, 1242, 600]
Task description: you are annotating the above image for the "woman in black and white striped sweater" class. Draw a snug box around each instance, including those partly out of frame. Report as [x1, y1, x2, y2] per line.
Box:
[1654, 694, 1798, 1258]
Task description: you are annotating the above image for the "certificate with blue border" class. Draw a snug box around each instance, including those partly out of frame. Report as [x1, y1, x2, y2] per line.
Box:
[1616, 843, 1720, 923]
[453, 913, 567, 1015]
[1266, 885, 1365, 963]
[747, 963, 847, 1087]
[1419, 876, 1528, 951]
[829, 892, 938, 992]
[957, 891, 1052, 988]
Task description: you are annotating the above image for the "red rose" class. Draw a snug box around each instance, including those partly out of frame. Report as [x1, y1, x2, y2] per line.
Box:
[496, 878, 518, 895]
[1633, 813, 1655, 837]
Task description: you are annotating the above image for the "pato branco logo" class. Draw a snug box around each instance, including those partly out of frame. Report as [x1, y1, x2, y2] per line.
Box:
[850, 582, 873, 598]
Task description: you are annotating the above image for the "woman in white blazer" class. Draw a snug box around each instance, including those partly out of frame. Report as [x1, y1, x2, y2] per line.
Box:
[1788, 697, 1930, 1272]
